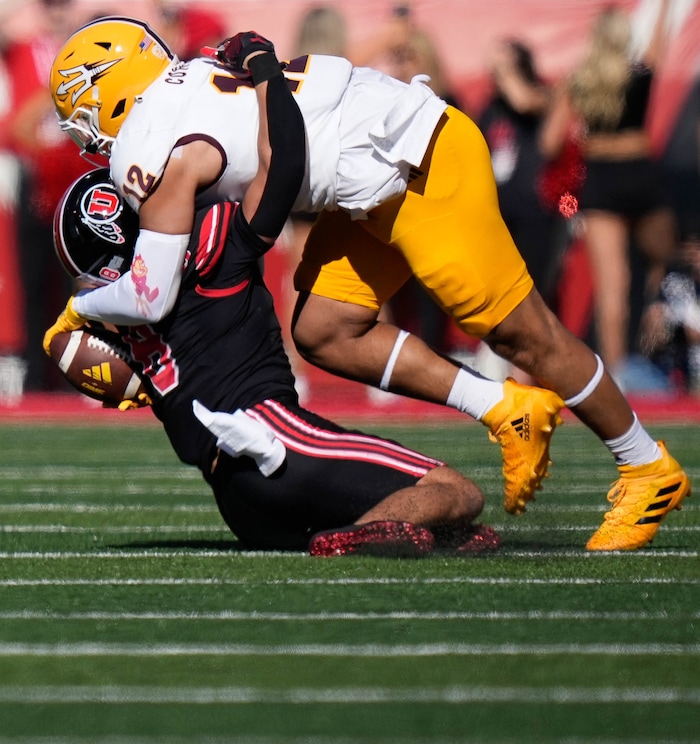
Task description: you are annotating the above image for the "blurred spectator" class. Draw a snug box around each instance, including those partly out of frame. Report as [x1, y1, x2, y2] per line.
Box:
[659, 73, 700, 243]
[636, 0, 700, 266]
[0, 47, 25, 404]
[4, 0, 91, 393]
[384, 27, 460, 109]
[641, 220, 700, 395]
[540, 3, 677, 390]
[349, 3, 412, 70]
[293, 4, 348, 57]
[474, 38, 567, 384]
[285, 6, 458, 392]
[353, 8, 462, 356]
[154, 1, 226, 62]
[272, 4, 353, 401]
[478, 38, 560, 305]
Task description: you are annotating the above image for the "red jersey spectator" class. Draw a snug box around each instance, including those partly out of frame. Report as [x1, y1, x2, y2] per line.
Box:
[4, 0, 91, 391]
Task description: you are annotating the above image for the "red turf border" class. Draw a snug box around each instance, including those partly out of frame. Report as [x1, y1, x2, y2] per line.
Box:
[2, 387, 699, 425]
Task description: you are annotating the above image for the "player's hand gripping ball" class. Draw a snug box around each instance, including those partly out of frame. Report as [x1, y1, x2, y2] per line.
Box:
[47, 329, 146, 406]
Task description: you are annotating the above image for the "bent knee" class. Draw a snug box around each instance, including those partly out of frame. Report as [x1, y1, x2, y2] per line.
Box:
[421, 465, 484, 519]
[291, 315, 323, 363]
[486, 289, 568, 364]
[292, 315, 347, 368]
[292, 292, 378, 365]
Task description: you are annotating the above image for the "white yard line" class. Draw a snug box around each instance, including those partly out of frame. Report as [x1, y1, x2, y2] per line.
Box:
[0, 642, 698, 656]
[491, 525, 700, 532]
[0, 525, 224, 534]
[0, 501, 696, 514]
[0, 610, 697, 621]
[0, 548, 698, 559]
[0, 467, 199, 480]
[2, 575, 699, 586]
[0, 685, 697, 705]
[0, 503, 216, 513]
[1, 524, 699, 535]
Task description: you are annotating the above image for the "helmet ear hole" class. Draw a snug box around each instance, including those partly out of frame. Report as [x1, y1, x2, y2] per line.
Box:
[111, 99, 127, 119]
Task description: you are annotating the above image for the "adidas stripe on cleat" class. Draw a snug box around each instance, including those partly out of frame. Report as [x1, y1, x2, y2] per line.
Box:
[309, 520, 434, 558]
[586, 441, 691, 551]
[511, 416, 529, 439]
[482, 378, 564, 515]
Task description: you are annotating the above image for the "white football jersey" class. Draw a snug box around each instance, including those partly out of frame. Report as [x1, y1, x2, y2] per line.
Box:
[110, 54, 447, 219]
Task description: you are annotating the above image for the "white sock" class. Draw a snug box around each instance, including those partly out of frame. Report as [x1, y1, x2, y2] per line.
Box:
[603, 414, 661, 466]
[446, 367, 504, 421]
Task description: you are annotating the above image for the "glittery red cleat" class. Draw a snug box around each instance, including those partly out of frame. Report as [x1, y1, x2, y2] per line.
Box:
[455, 524, 501, 554]
[309, 520, 434, 558]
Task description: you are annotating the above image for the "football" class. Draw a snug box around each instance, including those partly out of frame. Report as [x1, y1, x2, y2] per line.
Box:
[48, 329, 145, 405]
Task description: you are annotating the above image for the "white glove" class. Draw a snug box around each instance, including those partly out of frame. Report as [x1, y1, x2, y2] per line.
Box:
[192, 400, 286, 477]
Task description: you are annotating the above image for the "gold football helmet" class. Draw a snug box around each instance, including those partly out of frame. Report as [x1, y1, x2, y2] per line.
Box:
[50, 16, 175, 157]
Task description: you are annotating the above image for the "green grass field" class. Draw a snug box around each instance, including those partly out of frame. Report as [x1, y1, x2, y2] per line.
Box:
[0, 418, 698, 743]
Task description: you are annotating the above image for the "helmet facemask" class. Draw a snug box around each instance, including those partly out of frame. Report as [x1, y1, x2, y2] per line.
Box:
[60, 92, 115, 159]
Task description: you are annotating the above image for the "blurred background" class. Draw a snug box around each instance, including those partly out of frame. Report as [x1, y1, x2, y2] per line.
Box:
[0, 0, 698, 411]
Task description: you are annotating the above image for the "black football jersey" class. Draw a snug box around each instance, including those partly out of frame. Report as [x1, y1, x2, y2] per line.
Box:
[117, 201, 297, 471]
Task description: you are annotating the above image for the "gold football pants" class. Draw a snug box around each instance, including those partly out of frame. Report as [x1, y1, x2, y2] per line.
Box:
[294, 106, 533, 338]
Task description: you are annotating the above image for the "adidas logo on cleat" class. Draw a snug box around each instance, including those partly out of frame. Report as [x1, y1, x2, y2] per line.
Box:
[483, 379, 564, 515]
[635, 482, 686, 525]
[511, 414, 530, 441]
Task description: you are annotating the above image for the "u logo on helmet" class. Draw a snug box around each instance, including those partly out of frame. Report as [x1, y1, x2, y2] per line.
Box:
[85, 186, 120, 220]
[54, 167, 140, 286]
[80, 182, 127, 245]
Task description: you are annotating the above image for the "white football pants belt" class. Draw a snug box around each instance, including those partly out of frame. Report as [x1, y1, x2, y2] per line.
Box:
[192, 400, 286, 477]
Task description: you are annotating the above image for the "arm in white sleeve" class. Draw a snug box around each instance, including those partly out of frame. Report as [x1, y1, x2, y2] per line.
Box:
[72, 230, 190, 325]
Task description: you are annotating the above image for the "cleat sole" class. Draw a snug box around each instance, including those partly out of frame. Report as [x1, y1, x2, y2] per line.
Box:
[309, 520, 434, 558]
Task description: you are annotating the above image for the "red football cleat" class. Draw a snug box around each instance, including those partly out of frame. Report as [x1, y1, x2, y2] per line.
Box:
[455, 523, 501, 553]
[309, 520, 434, 558]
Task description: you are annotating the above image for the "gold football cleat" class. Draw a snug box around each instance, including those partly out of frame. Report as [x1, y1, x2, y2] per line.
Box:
[483, 378, 564, 515]
[586, 441, 691, 551]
